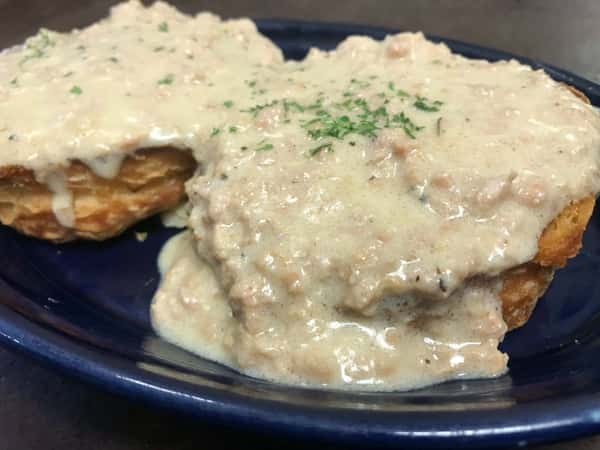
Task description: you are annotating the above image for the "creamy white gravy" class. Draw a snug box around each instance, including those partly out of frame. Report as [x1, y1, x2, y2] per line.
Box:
[155, 231, 508, 390]
[155, 28, 600, 390]
[0, 0, 282, 172]
[3, 1, 600, 390]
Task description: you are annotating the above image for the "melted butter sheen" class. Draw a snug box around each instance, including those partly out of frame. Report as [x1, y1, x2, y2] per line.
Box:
[4, 1, 600, 390]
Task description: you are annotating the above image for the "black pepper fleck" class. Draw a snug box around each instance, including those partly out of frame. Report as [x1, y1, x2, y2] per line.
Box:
[438, 278, 447, 293]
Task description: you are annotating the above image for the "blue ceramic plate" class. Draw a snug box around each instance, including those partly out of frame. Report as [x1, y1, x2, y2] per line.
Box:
[2, 19, 600, 449]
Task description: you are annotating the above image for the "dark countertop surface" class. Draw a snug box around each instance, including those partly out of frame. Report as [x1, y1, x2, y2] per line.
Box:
[2, 1, 600, 449]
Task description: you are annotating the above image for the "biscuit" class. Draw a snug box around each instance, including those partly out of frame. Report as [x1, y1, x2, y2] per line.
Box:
[501, 196, 595, 329]
[0, 147, 196, 242]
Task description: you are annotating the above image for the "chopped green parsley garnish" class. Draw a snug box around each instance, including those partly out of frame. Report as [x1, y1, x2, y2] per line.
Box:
[19, 29, 55, 66]
[303, 112, 374, 140]
[157, 74, 174, 85]
[305, 98, 324, 110]
[387, 81, 409, 97]
[158, 22, 169, 32]
[232, 79, 438, 157]
[308, 142, 333, 156]
[228, 126, 238, 133]
[241, 100, 278, 116]
[210, 127, 221, 137]
[256, 140, 273, 151]
[350, 78, 370, 88]
[69, 85, 82, 95]
[283, 99, 304, 113]
[223, 100, 234, 108]
[391, 112, 423, 138]
[414, 96, 443, 112]
[303, 96, 403, 141]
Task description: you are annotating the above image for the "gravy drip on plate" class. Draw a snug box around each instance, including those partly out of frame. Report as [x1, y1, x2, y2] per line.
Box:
[3, 1, 600, 390]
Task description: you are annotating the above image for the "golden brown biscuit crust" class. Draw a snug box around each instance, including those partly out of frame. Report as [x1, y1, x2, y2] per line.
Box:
[501, 196, 596, 329]
[534, 196, 595, 268]
[0, 147, 196, 242]
[497, 84, 596, 330]
[500, 263, 554, 330]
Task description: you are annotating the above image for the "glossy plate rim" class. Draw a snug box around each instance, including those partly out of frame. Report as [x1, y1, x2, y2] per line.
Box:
[1, 18, 600, 449]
